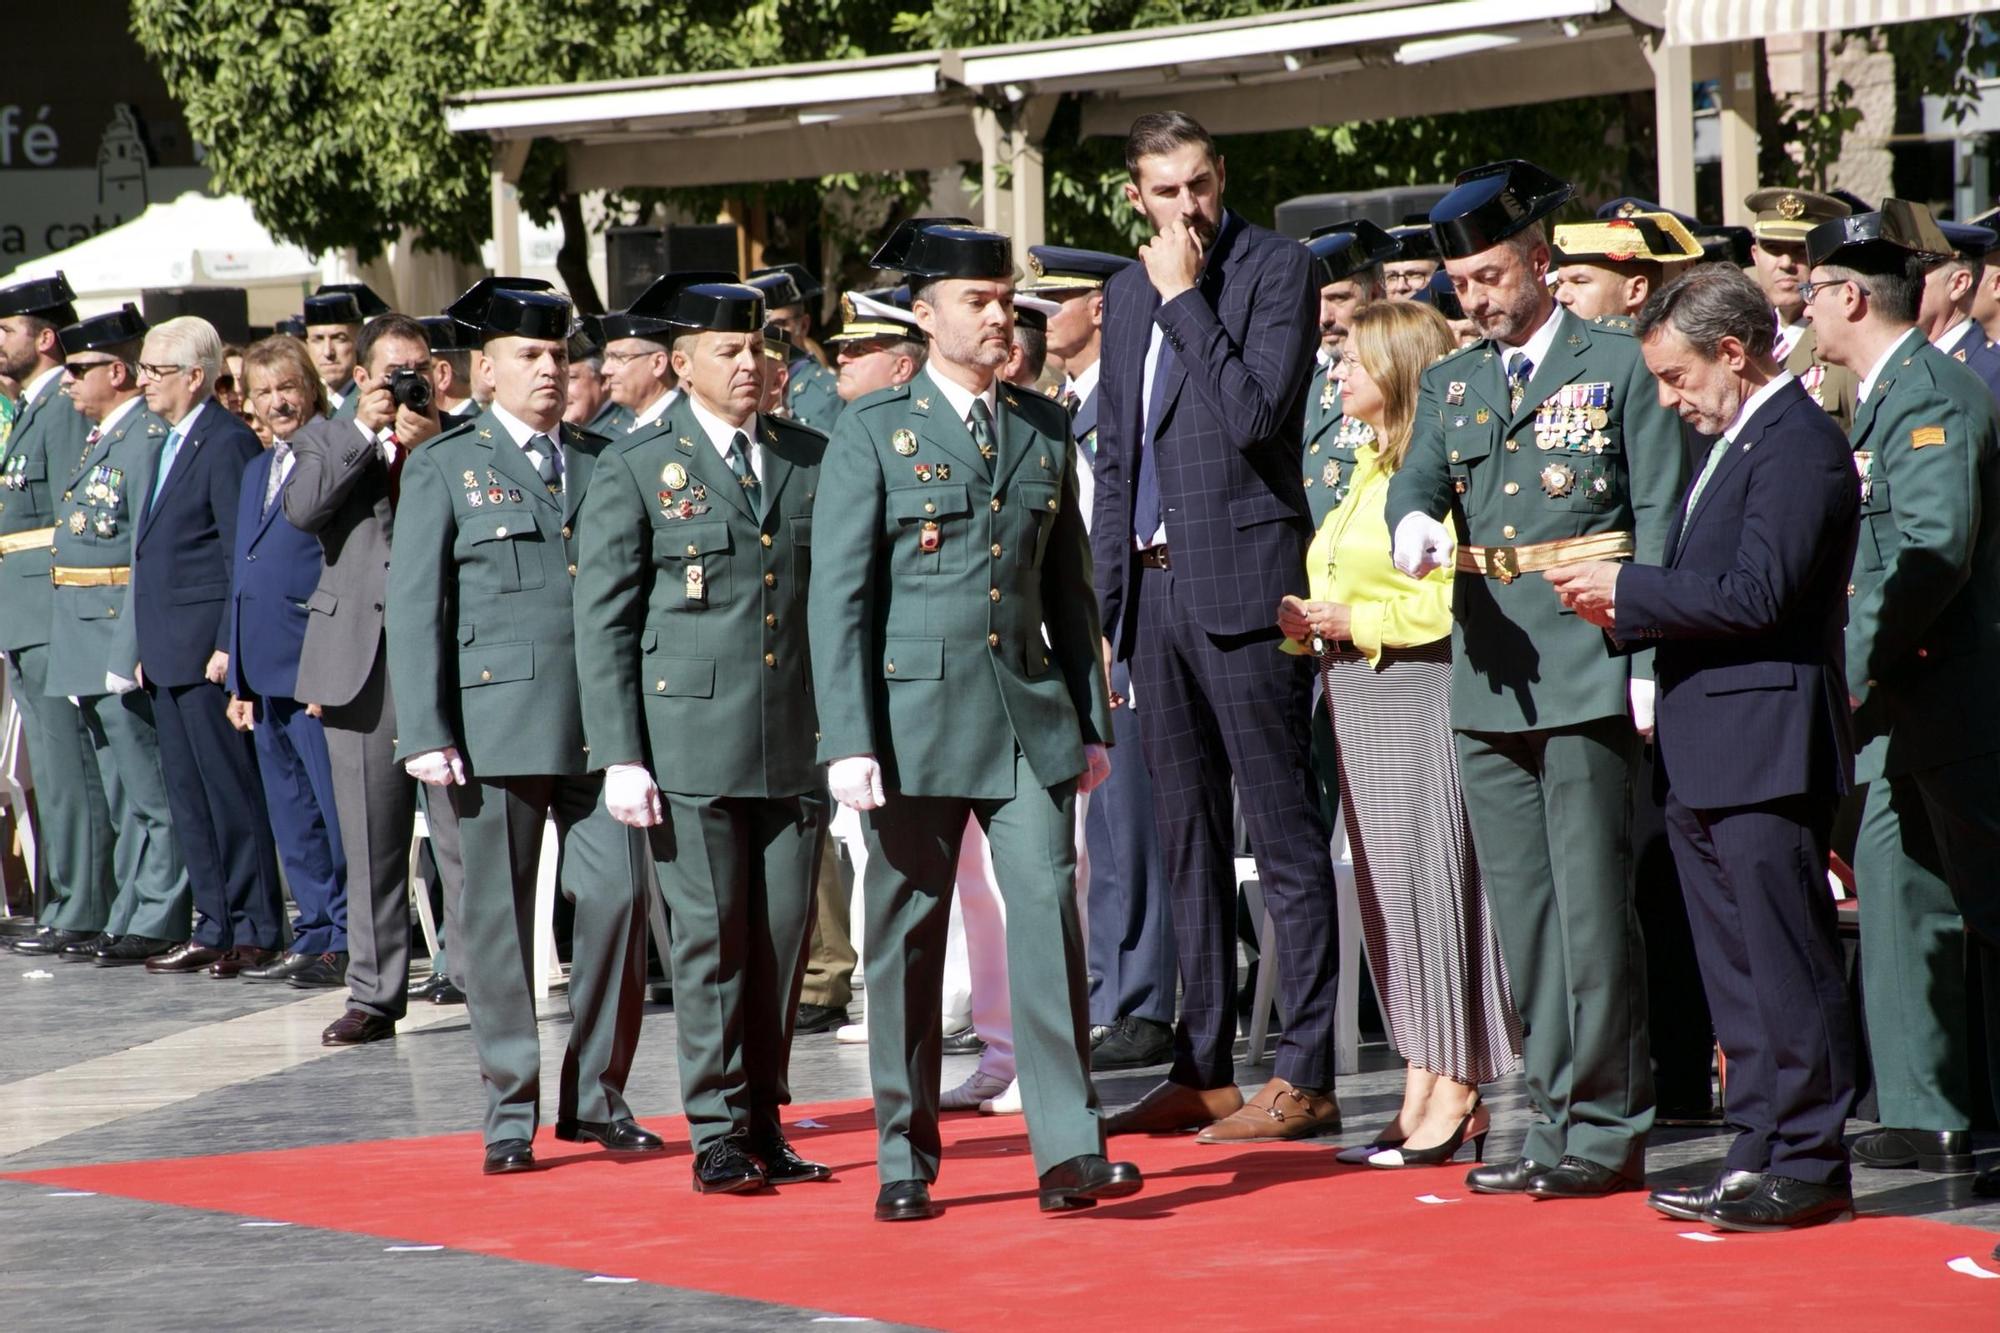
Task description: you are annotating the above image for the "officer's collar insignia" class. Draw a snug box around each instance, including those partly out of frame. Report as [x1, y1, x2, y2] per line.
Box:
[478, 429, 493, 440]
[677, 436, 696, 454]
[913, 396, 931, 412]
[1567, 333, 1584, 347]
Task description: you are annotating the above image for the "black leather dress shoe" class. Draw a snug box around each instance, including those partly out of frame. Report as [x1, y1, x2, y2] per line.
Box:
[240, 951, 313, 983]
[1850, 1127, 1973, 1174]
[875, 1178, 937, 1222]
[410, 971, 449, 1001]
[208, 946, 278, 979]
[1971, 1163, 2000, 1199]
[1037, 1154, 1144, 1213]
[692, 1138, 767, 1194]
[1648, 1170, 1763, 1222]
[322, 1009, 396, 1046]
[431, 977, 467, 1004]
[286, 951, 350, 989]
[95, 935, 179, 967]
[795, 1002, 849, 1034]
[60, 932, 114, 961]
[1705, 1175, 1853, 1232]
[555, 1118, 665, 1152]
[1527, 1156, 1645, 1200]
[483, 1139, 536, 1175]
[145, 940, 224, 973]
[11, 926, 95, 955]
[940, 1027, 985, 1056]
[1466, 1157, 1549, 1194]
[749, 1131, 832, 1185]
[1090, 1016, 1174, 1071]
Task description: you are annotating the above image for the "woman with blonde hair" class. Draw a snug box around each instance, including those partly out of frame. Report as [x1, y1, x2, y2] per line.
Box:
[1277, 298, 1519, 1168]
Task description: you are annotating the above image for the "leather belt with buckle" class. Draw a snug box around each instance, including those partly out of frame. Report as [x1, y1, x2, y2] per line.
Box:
[1455, 530, 1634, 584]
[1137, 545, 1171, 570]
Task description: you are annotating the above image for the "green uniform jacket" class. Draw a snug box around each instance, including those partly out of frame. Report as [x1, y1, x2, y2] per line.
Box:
[1386, 308, 1688, 732]
[573, 400, 825, 798]
[1300, 371, 1369, 528]
[386, 408, 606, 778]
[808, 368, 1112, 799]
[0, 374, 92, 651]
[786, 358, 842, 435]
[588, 399, 637, 438]
[1789, 325, 1859, 434]
[45, 403, 164, 693]
[1845, 329, 2000, 781]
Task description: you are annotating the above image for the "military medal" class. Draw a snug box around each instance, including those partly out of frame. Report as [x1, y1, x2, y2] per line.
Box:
[463, 470, 477, 488]
[1321, 459, 1340, 489]
[466, 490, 483, 507]
[1321, 378, 1338, 410]
[69, 510, 86, 534]
[1591, 477, 1609, 495]
[892, 429, 918, 456]
[1474, 408, 1490, 425]
[508, 489, 523, 504]
[1540, 461, 1576, 497]
[1854, 450, 1873, 503]
[662, 462, 688, 491]
[690, 483, 707, 501]
[1446, 381, 1466, 406]
[915, 463, 932, 482]
[934, 464, 950, 481]
[489, 486, 505, 504]
[919, 520, 941, 553]
[94, 515, 116, 538]
[684, 564, 706, 604]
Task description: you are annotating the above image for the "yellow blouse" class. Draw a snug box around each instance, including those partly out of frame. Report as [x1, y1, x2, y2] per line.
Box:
[1292, 441, 1454, 667]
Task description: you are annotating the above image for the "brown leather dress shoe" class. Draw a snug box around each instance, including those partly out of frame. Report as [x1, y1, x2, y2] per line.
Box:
[322, 1009, 396, 1046]
[1103, 1080, 1246, 1136]
[1196, 1077, 1342, 1143]
[146, 941, 226, 974]
[208, 946, 278, 979]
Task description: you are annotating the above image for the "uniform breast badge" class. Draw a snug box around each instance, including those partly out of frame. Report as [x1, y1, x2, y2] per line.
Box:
[919, 520, 941, 554]
[1540, 461, 1577, 497]
[662, 462, 688, 491]
[893, 429, 918, 456]
[1854, 450, 1873, 502]
[1474, 408, 1490, 425]
[1446, 381, 1466, 406]
[684, 563, 707, 604]
[69, 510, 87, 534]
[915, 463, 933, 482]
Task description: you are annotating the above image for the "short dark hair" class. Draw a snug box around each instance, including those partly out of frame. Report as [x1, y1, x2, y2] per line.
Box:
[1011, 323, 1047, 380]
[1810, 259, 1924, 324]
[1124, 111, 1217, 180]
[357, 313, 430, 372]
[1636, 264, 1778, 360]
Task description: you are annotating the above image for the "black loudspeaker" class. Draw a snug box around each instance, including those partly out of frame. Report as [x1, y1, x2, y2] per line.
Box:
[141, 287, 252, 345]
[604, 224, 742, 310]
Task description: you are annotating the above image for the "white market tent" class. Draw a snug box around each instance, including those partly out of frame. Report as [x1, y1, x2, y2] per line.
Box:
[1, 192, 320, 325]
[448, 0, 1990, 272]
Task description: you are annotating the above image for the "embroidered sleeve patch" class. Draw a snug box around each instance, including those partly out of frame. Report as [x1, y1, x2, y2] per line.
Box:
[1911, 425, 1947, 449]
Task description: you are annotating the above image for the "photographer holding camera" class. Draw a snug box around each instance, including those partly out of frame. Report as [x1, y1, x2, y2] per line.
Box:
[286, 313, 467, 1043]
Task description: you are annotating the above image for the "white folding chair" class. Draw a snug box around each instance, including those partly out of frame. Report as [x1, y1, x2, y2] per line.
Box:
[1237, 817, 1364, 1076]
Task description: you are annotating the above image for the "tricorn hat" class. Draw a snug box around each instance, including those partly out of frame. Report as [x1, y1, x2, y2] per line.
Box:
[871, 217, 1013, 281]
[58, 303, 148, 356]
[1805, 199, 1954, 274]
[1429, 160, 1575, 261]
[0, 272, 78, 325]
[1305, 219, 1402, 286]
[748, 262, 822, 307]
[630, 271, 764, 334]
[444, 277, 571, 342]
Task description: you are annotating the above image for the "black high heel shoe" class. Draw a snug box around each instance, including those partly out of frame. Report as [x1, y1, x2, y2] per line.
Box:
[1334, 1122, 1409, 1165]
[1365, 1100, 1489, 1168]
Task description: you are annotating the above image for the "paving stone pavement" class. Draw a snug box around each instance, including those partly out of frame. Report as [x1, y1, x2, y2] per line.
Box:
[2, 956, 1996, 1330]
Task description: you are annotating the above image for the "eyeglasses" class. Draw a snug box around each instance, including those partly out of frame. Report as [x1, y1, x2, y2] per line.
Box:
[1798, 277, 1864, 306]
[63, 359, 119, 376]
[600, 349, 657, 365]
[137, 362, 192, 381]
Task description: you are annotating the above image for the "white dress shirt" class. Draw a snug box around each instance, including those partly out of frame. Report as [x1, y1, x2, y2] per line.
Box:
[685, 394, 765, 484]
[633, 386, 681, 431]
[926, 367, 999, 438]
[490, 401, 565, 493]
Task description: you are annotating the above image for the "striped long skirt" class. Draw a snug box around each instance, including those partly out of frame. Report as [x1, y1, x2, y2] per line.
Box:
[1322, 639, 1521, 1086]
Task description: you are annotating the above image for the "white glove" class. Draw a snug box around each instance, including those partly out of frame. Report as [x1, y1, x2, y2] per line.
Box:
[105, 671, 139, 696]
[1628, 678, 1657, 743]
[1392, 511, 1456, 578]
[405, 746, 466, 786]
[829, 755, 886, 811]
[1079, 743, 1112, 794]
[604, 762, 662, 828]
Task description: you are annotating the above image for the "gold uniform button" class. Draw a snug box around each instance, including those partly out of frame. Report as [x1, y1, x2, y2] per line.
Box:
[1505, 440, 1519, 452]
[1047, 499, 1058, 511]
[561, 525, 571, 539]
[567, 563, 577, 577]
[764, 572, 777, 587]
[686, 543, 698, 556]
[480, 669, 492, 682]
[495, 525, 507, 537]
[987, 633, 1000, 647]
[1503, 482, 1520, 495]
[923, 502, 936, 514]
[886, 661, 897, 674]
[989, 587, 1001, 602]
[764, 652, 776, 668]
[990, 543, 1002, 558]
[990, 498, 1002, 511]
[1448, 450, 1460, 463]
[765, 613, 776, 628]
[1847, 583, 1857, 597]
[760, 533, 773, 547]
[655, 680, 666, 692]
[1309, 443, 1320, 455]
[1502, 525, 1517, 539]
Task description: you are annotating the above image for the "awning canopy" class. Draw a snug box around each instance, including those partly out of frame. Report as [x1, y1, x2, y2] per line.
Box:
[1664, 0, 1992, 46]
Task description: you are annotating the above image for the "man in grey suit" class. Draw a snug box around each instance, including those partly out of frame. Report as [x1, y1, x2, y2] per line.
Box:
[287, 313, 465, 1044]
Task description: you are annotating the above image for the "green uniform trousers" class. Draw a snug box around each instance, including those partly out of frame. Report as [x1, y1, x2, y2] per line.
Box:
[1855, 759, 2000, 1129]
[860, 750, 1102, 1181]
[1456, 717, 1655, 1174]
[449, 774, 648, 1145]
[78, 689, 190, 940]
[8, 647, 112, 931]
[651, 792, 821, 1153]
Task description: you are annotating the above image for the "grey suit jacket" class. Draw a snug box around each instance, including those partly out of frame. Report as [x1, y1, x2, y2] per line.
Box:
[283, 413, 397, 708]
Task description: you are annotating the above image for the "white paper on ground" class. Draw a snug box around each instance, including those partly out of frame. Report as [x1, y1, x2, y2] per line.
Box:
[385, 1244, 444, 1252]
[585, 1275, 638, 1284]
[1946, 1256, 1998, 1279]
[1415, 1193, 1459, 1205]
[1678, 1232, 1723, 1243]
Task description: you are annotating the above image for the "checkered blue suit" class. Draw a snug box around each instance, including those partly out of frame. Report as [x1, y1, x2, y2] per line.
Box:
[1089, 212, 1343, 1090]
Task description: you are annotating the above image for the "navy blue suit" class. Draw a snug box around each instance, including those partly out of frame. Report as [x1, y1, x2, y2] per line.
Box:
[1091, 211, 1341, 1090]
[132, 400, 282, 950]
[1954, 329, 2000, 404]
[1075, 381, 1175, 1029]
[227, 444, 347, 955]
[1615, 377, 1860, 1184]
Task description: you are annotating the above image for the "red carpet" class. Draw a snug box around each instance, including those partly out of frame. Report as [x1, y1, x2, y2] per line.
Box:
[9, 1100, 1995, 1327]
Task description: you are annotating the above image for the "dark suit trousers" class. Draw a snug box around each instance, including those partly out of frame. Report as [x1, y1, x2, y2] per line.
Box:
[150, 678, 282, 949]
[322, 646, 463, 1019]
[251, 695, 346, 954]
[1665, 792, 1855, 1184]
[1634, 756, 1717, 1114]
[8, 649, 113, 930]
[1130, 563, 1341, 1091]
[1085, 660, 1176, 1027]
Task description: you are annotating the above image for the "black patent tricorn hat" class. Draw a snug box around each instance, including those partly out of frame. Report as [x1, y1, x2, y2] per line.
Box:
[630, 271, 764, 334]
[1305, 219, 1402, 285]
[871, 217, 1013, 281]
[1805, 199, 1954, 274]
[58, 303, 148, 356]
[445, 277, 571, 342]
[1429, 160, 1575, 260]
[0, 272, 78, 324]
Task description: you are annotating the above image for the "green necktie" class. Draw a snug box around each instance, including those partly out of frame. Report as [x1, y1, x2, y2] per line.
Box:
[728, 430, 761, 516]
[1681, 435, 1732, 527]
[968, 398, 996, 461]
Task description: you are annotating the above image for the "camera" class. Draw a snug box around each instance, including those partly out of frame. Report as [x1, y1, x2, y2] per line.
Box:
[384, 367, 434, 413]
